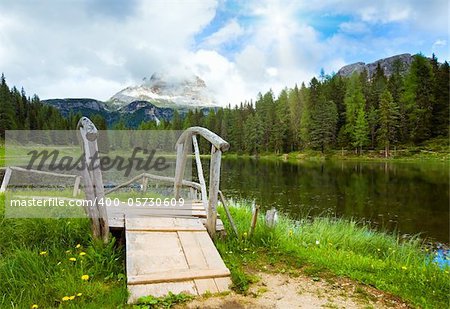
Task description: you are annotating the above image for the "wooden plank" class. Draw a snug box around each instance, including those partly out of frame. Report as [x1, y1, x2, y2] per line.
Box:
[214, 277, 232, 292]
[9, 166, 78, 178]
[0, 167, 12, 192]
[196, 231, 228, 270]
[125, 217, 206, 232]
[206, 146, 221, 236]
[176, 127, 230, 152]
[72, 176, 81, 197]
[128, 268, 230, 285]
[128, 281, 197, 303]
[178, 231, 218, 294]
[219, 190, 238, 236]
[192, 135, 208, 211]
[126, 231, 188, 277]
[195, 278, 219, 294]
[174, 138, 191, 199]
[125, 216, 230, 303]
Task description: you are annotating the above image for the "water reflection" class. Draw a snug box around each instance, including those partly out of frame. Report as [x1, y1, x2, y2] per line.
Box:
[212, 158, 449, 243]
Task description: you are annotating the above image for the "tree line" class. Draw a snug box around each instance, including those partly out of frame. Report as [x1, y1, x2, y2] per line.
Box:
[154, 53, 448, 155]
[1, 53, 448, 156]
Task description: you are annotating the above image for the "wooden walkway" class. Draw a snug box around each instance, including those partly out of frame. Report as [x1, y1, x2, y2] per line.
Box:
[105, 201, 230, 302]
[125, 217, 231, 303]
[1, 120, 234, 304]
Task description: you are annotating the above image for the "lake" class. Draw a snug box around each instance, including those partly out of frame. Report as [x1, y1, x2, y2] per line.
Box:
[215, 158, 449, 244]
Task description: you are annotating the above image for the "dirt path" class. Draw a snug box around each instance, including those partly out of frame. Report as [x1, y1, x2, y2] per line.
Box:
[179, 272, 409, 309]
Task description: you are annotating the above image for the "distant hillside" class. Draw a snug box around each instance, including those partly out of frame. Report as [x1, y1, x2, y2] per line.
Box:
[42, 98, 214, 128]
[42, 72, 219, 128]
[337, 53, 414, 78]
[108, 73, 218, 109]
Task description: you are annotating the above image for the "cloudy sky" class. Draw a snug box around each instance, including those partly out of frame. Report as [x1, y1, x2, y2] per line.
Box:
[0, 0, 448, 106]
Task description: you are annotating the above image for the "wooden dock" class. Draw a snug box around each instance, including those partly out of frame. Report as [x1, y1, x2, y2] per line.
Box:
[125, 217, 231, 303]
[105, 200, 230, 302]
[1, 119, 234, 304]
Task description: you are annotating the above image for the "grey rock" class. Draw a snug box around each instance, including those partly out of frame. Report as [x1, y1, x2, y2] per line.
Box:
[337, 53, 413, 78]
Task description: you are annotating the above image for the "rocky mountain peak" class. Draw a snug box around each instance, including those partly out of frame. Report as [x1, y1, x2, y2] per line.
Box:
[109, 73, 217, 109]
[337, 53, 413, 78]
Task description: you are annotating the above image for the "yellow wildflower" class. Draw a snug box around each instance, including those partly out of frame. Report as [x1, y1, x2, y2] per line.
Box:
[69, 257, 77, 262]
[75, 244, 81, 249]
[68, 296, 75, 300]
[62, 296, 70, 301]
[402, 266, 407, 270]
[31, 305, 38, 309]
[243, 232, 247, 238]
[81, 274, 90, 281]
[79, 252, 86, 256]
[77, 293, 83, 297]
[39, 251, 47, 256]
[65, 250, 71, 254]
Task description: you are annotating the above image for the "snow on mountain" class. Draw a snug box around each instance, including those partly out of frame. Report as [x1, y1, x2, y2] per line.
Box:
[109, 73, 218, 109]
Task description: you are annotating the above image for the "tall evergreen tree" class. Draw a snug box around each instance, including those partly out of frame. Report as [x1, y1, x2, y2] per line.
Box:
[344, 73, 368, 152]
[377, 90, 399, 157]
[401, 54, 435, 142]
[0, 74, 16, 137]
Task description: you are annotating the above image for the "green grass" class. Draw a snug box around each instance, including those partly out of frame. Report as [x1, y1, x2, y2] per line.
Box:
[134, 292, 194, 308]
[0, 193, 128, 308]
[1, 190, 448, 308]
[216, 203, 450, 308]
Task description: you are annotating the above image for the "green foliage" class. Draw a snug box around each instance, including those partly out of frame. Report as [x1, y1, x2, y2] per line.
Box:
[0, 194, 128, 308]
[377, 89, 399, 156]
[216, 203, 450, 308]
[135, 292, 194, 308]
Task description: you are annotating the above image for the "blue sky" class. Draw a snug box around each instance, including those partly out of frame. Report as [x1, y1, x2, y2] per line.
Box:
[0, 0, 448, 106]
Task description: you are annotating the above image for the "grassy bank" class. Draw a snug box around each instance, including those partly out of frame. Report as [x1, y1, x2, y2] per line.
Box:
[1, 193, 448, 308]
[216, 203, 449, 308]
[0, 193, 128, 308]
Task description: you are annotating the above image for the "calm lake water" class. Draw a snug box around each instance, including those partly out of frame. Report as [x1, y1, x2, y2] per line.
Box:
[215, 158, 449, 244]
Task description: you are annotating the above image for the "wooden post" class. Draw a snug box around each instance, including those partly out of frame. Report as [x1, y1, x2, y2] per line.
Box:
[174, 137, 190, 199]
[78, 117, 109, 242]
[249, 204, 260, 237]
[0, 167, 12, 192]
[192, 134, 208, 210]
[218, 190, 238, 237]
[141, 176, 148, 193]
[72, 176, 81, 197]
[207, 145, 222, 237]
[265, 208, 278, 228]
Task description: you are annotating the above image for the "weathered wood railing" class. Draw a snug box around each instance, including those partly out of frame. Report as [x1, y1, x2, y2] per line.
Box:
[174, 127, 230, 237]
[0, 166, 81, 197]
[104, 172, 202, 196]
[77, 117, 109, 242]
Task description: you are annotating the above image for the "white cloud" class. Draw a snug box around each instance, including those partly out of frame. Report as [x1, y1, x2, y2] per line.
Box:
[339, 21, 369, 34]
[0, 0, 447, 107]
[432, 39, 447, 48]
[202, 19, 244, 48]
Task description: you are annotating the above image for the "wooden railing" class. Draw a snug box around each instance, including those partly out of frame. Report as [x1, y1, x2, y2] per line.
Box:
[77, 117, 109, 242]
[0, 166, 81, 197]
[174, 127, 230, 237]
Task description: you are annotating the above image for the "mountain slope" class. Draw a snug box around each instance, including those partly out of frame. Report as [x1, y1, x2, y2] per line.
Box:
[337, 53, 413, 78]
[109, 73, 218, 109]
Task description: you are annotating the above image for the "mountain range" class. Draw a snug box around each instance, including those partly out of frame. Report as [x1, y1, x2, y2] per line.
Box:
[43, 53, 416, 127]
[43, 74, 217, 127]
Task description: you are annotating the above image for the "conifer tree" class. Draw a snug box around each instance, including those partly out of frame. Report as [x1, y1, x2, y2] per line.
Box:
[377, 90, 399, 157]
